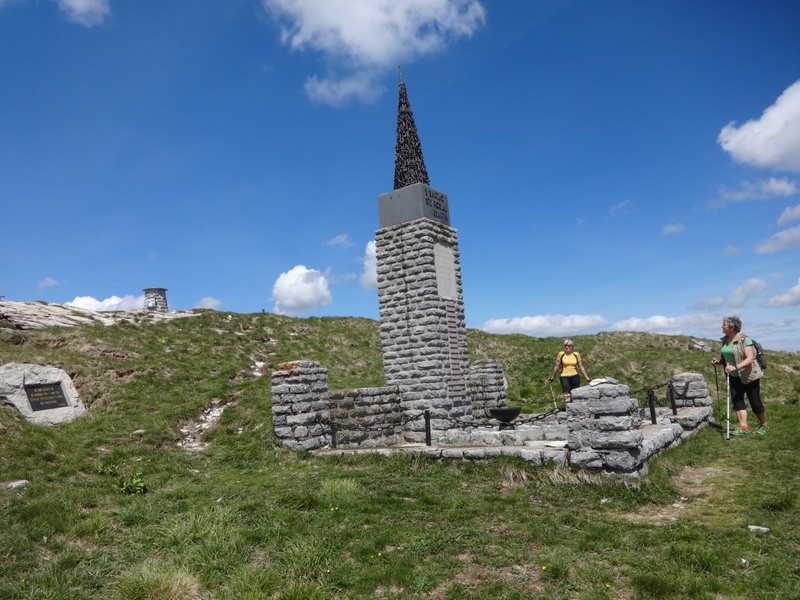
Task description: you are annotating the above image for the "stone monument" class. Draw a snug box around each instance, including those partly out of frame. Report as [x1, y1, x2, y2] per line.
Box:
[0, 363, 87, 426]
[143, 288, 168, 313]
[374, 74, 474, 442]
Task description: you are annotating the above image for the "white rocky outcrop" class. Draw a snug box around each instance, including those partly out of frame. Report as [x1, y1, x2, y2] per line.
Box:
[0, 300, 196, 331]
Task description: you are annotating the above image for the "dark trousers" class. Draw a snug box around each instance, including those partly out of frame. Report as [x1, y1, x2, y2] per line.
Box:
[729, 376, 764, 415]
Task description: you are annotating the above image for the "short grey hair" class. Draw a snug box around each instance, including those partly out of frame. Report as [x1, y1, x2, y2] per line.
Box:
[723, 316, 742, 332]
[563, 339, 575, 347]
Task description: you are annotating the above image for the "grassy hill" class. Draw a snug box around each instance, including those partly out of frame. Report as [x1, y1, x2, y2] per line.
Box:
[1, 311, 799, 599]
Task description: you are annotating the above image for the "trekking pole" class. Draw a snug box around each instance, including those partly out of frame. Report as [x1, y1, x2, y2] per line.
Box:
[725, 371, 731, 441]
[713, 364, 721, 423]
[548, 381, 558, 409]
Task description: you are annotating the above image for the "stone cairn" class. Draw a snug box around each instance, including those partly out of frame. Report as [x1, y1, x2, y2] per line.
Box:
[143, 288, 168, 313]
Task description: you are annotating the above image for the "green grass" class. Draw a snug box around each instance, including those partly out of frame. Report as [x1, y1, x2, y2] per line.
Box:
[1, 311, 799, 599]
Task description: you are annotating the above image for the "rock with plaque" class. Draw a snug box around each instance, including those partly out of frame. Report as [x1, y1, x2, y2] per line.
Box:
[0, 363, 86, 426]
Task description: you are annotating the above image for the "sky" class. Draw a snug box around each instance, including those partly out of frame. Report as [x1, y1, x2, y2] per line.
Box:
[2, 0, 800, 352]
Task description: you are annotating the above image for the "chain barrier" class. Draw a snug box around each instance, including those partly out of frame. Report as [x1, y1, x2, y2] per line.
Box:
[629, 380, 677, 424]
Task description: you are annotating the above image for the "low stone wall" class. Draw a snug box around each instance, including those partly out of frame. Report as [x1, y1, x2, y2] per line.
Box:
[272, 364, 714, 476]
[564, 373, 714, 475]
[565, 383, 644, 473]
[669, 372, 713, 408]
[467, 360, 507, 426]
[329, 386, 402, 448]
[271, 359, 509, 449]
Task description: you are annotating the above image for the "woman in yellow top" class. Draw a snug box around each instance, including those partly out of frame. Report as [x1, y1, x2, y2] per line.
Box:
[547, 339, 591, 404]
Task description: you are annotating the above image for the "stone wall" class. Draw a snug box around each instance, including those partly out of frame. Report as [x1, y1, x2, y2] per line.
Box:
[564, 375, 714, 475]
[329, 386, 402, 448]
[565, 383, 645, 473]
[670, 373, 713, 408]
[271, 361, 332, 451]
[271, 359, 509, 450]
[468, 360, 507, 426]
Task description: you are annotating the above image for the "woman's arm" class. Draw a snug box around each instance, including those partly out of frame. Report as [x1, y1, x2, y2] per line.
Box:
[578, 360, 590, 381]
[547, 358, 561, 381]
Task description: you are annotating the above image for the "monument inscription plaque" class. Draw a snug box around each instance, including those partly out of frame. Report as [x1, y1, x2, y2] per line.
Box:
[24, 383, 69, 412]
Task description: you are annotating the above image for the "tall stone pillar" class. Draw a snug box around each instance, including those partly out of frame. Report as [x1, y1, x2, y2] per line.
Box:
[376, 184, 473, 442]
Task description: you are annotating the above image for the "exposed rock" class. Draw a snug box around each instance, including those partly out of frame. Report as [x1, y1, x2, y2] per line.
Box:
[0, 300, 197, 331]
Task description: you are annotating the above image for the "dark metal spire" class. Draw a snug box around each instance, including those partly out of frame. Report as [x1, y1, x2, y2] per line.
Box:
[393, 71, 430, 190]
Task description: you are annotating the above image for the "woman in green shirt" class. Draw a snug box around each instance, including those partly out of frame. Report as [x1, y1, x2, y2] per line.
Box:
[711, 316, 767, 436]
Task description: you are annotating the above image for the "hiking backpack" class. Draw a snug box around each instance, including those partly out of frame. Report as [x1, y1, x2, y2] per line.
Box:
[749, 338, 767, 370]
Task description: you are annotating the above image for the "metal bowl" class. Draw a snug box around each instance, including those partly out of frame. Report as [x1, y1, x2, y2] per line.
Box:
[489, 407, 521, 423]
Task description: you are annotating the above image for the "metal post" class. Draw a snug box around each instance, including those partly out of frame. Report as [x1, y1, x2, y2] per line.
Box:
[646, 389, 657, 425]
[424, 410, 431, 446]
[668, 384, 677, 415]
[725, 374, 731, 441]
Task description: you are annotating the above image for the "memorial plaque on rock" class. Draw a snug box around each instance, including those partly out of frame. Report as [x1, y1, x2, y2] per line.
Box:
[24, 382, 69, 411]
[0, 363, 87, 426]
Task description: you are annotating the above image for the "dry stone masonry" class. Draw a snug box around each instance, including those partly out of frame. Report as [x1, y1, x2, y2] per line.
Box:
[268, 76, 717, 476]
[143, 288, 169, 313]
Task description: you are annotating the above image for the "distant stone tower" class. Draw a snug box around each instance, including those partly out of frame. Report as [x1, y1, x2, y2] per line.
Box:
[375, 74, 473, 443]
[143, 288, 168, 313]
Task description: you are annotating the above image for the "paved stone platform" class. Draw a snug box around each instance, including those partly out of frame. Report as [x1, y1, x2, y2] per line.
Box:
[311, 405, 714, 477]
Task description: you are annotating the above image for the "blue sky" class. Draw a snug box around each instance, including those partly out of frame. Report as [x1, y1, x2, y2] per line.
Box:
[2, 0, 799, 351]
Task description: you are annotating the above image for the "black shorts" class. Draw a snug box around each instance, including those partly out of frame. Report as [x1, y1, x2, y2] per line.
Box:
[560, 375, 580, 393]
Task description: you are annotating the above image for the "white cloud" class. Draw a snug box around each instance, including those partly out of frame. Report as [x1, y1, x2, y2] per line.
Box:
[718, 177, 798, 202]
[693, 296, 726, 310]
[755, 224, 800, 253]
[728, 277, 767, 308]
[57, 0, 111, 27]
[271, 265, 332, 316]
[359, 240, 377, 289]
[323, 268, 357, 285]
[777, 203, 800, 226]
[306, 72, 384, 107]
[610, 313, 720, 336]
[38, 277, 59, 289]
[766, 277, 800, 307]
[263, 0, 486, 104]
[67, 294, 143, 312]
[609, 199, 632, 215]
[325, 233, 353, 248]
[481, 314, 609, 338]
[194, 296, 222, 310]
[662, 223, 684, 235]
[722, 245, 741, 256]
[718, 80, 800, 172]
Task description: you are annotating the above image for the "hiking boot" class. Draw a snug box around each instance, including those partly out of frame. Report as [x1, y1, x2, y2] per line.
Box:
[753, 426, 769, 436]
[731, 427, 751, 437]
